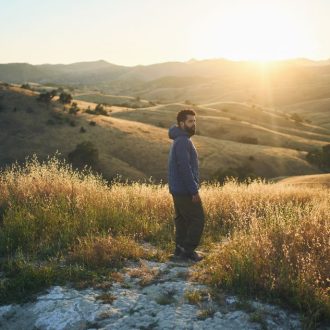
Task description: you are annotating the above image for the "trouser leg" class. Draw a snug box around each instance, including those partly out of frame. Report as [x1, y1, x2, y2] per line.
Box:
[172, 195, 205, 254]
[173, 201, 188, 247]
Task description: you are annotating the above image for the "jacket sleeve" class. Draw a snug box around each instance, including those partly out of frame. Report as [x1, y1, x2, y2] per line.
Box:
[175, 137, 199, 195]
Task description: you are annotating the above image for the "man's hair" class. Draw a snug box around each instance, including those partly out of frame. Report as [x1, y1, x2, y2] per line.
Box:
[177, 109, 196, 125]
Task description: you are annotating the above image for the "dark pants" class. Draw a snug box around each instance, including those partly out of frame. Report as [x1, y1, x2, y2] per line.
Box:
[172, 195, 205, 254]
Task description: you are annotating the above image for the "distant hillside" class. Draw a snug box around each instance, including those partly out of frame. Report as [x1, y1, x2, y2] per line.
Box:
[0, 60, 128, 84]
[110, 102, 330, 152]
[283, 98, 330, 130]
[1, 59, 330, 110]
[0, 84, 323, 182]
[276, 173, 330, 187]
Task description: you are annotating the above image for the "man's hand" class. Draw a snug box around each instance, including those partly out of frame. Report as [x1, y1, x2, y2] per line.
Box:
[192, 193, 202, 203]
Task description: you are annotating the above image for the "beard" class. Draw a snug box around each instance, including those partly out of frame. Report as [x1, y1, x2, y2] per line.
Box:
[184, 124, 196, 136]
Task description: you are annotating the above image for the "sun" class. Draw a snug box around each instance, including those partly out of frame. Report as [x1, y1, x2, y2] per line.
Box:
[191, 1, 308, 62]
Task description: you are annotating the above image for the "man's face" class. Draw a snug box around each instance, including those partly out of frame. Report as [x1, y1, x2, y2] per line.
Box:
[180, 115, 196, 136]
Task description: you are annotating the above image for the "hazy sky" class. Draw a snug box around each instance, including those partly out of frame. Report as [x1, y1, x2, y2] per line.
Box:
[1, 0, 329, 66]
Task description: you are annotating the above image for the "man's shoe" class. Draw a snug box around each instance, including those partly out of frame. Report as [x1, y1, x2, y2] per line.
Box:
[182, 251, 203, 262]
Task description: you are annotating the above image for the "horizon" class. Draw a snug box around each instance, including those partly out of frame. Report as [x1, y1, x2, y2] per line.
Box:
[1, 0, 330, 66]
[1, 56, 330, 68]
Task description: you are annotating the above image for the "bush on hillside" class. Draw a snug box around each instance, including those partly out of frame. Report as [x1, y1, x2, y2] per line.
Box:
[85, 103, 108, 115]
[306, 144, 330, 171]
[59, 92, 72, 104]
[68, 141, 99, 169]
[21, 83, 31, 90]
[212, 164, 258, 184]
[69, 102, 80, 115]
[37, 90, 57, 103]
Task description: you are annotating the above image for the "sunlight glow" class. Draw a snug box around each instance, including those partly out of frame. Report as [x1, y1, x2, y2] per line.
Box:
[192, 1, 311, 62]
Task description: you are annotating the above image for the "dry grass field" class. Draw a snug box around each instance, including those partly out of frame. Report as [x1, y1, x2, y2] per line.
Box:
[0, 157, 328, 327]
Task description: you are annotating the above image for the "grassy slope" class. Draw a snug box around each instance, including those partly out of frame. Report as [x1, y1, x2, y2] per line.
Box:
[73, 92, 152, 108]
[0, 84, 324, 181]
[110, 102, 330, 151]
[277, 173, 330, 187]
[283, 98, 330, 130]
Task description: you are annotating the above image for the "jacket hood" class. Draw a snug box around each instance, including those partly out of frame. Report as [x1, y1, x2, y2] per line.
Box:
[168, 124, 189, 140]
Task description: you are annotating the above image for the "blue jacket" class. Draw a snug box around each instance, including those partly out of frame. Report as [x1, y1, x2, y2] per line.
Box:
[168, 125, 199, 196]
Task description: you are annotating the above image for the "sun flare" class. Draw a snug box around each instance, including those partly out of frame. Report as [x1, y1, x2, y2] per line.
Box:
[192, 1, 310, 62]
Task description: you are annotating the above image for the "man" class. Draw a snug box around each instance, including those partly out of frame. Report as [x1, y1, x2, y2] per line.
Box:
[168, 109, 205, 262]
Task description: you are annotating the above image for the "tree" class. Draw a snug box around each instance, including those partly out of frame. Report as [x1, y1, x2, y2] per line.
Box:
[59, 92, 72, 104]
[37, 89, 57, 103]
[94, 103, 107, 115]
[69, 102, 80, 115]
[21, 83, 31, 90]
[37, 92, 52, 103]
[50, 89, 57, 99]
[85, 104, 108, 116]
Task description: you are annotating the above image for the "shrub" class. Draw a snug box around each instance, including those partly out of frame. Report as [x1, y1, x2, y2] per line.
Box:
[69, 102, 80, 115]
[306, 144, 330, 171]
[37, 92, 52, 103]
[68, 141, 99, 169]
[21, 83, 31, 90]
[95, 104, 107, 115]
[212, 164, 258, 184]
[59, 92, 72, 104]
[85, 104, 108, 116]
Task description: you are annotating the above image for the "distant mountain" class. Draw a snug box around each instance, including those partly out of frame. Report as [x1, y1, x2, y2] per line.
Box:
[2, 58, 330, 110]
[1, 58, 330, 85]
[0, 60, 129, 84]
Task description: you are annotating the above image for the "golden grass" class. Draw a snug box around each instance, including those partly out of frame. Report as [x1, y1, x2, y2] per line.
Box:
[68, 235, 148, 269]
[0, 156, 329, 324]
[193, 184, 330, 324]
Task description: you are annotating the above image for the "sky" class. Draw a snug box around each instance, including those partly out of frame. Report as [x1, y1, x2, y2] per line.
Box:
[0, 0, 329, 66]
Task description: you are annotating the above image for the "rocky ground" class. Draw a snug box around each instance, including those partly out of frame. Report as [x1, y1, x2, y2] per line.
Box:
[0, 253, 309, 330]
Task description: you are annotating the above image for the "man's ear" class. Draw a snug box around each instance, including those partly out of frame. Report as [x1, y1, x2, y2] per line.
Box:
[179, 121, 184, 129]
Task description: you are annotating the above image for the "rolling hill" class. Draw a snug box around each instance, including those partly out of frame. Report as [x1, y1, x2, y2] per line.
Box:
[0, 83, 325, 182]
[276, 173, 330, 187]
